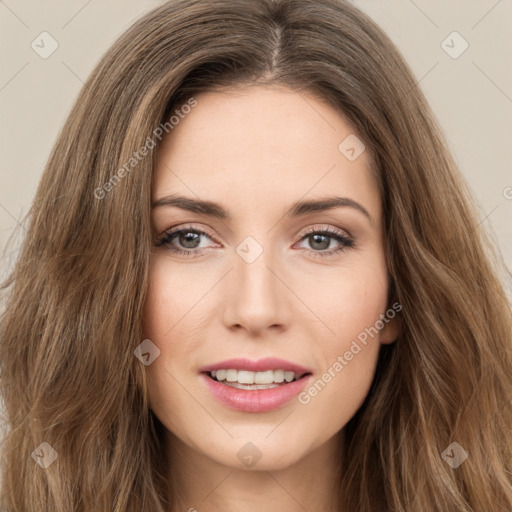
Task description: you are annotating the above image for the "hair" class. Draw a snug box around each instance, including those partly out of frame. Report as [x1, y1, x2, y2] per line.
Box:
[1, 0, 511, 510]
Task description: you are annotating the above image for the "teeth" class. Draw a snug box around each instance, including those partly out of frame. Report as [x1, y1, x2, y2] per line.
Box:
[284, 371, 295, 383]
[209, 369, 305, 385]
[238, 370, 255, 384]
[226, 369, 238, 382]
[223, 382, 280, 390]
[273, 370, 285, 383]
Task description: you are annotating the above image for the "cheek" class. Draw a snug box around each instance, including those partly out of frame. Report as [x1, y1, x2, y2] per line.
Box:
[142, 256, 200, 344]
[331, 273, 388, 342]
[294, 254, 388, 409]
[141, 261, 187, 430]
[141, 256, 209, 412]
[297, 254, 389, 349]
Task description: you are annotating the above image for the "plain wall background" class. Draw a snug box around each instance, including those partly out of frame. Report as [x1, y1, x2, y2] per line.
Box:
[0, 0, 511, 287]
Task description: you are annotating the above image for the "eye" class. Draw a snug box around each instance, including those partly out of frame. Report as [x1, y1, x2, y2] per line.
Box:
[155, 224, 218, 258]
[155, 223, 355, 259]
[293, 225, 354, 258]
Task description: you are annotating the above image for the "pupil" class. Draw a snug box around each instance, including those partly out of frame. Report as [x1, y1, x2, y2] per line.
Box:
[181, 232, 200, 249]
[310, 234, 329, 250]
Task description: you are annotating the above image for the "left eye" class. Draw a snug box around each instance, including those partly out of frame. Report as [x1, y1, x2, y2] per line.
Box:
[296, 229, 353, 253]
[155, 225, 354, 258]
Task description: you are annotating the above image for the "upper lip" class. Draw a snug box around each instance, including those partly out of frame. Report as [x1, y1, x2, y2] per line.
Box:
[199, 357, 313, 375]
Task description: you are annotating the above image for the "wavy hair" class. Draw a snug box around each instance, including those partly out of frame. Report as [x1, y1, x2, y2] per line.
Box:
[1, 0, 511, 510]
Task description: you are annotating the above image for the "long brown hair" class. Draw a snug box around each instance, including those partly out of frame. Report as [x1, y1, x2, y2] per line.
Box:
[1, 0, 511, 510]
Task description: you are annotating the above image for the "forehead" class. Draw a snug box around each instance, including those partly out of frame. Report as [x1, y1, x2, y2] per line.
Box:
[153, 86, 380, 224]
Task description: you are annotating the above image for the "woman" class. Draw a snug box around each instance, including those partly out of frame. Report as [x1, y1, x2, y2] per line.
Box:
[1, 0, 511, 510]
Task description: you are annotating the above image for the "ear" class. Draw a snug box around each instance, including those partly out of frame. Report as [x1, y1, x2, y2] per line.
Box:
[380, 312, 402, 345]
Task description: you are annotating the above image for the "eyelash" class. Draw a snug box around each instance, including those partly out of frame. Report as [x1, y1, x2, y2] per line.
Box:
[155, 223, 355, 259]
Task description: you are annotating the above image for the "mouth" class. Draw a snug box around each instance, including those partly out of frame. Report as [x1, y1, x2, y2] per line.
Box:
[199, 360, 314, 412]
[204, 369, 312, 390]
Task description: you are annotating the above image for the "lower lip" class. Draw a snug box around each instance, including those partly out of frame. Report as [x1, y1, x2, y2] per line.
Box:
[200, 373, 313, 412]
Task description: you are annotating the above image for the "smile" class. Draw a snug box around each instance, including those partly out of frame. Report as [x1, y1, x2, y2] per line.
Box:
[200, 360, 314, 412]
[208, 369, 307, 389]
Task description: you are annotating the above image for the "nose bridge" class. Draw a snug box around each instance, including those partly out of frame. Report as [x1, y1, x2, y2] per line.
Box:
[223, 236, 288, 332]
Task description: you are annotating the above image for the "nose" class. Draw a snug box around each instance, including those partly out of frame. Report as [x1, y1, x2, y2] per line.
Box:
[221, 247, 291, 336]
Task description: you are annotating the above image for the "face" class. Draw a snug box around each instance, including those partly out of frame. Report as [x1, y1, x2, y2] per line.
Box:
[142, 85, 400, 471]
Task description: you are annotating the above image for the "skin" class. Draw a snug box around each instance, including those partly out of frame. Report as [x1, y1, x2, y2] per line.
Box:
[142, 85, 401, 512]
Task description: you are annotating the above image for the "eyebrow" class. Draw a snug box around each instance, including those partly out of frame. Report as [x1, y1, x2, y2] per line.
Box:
[152, 194, 372, 224]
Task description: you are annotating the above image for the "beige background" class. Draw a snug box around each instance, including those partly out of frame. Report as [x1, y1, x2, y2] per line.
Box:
[0, 0, 511, 292]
